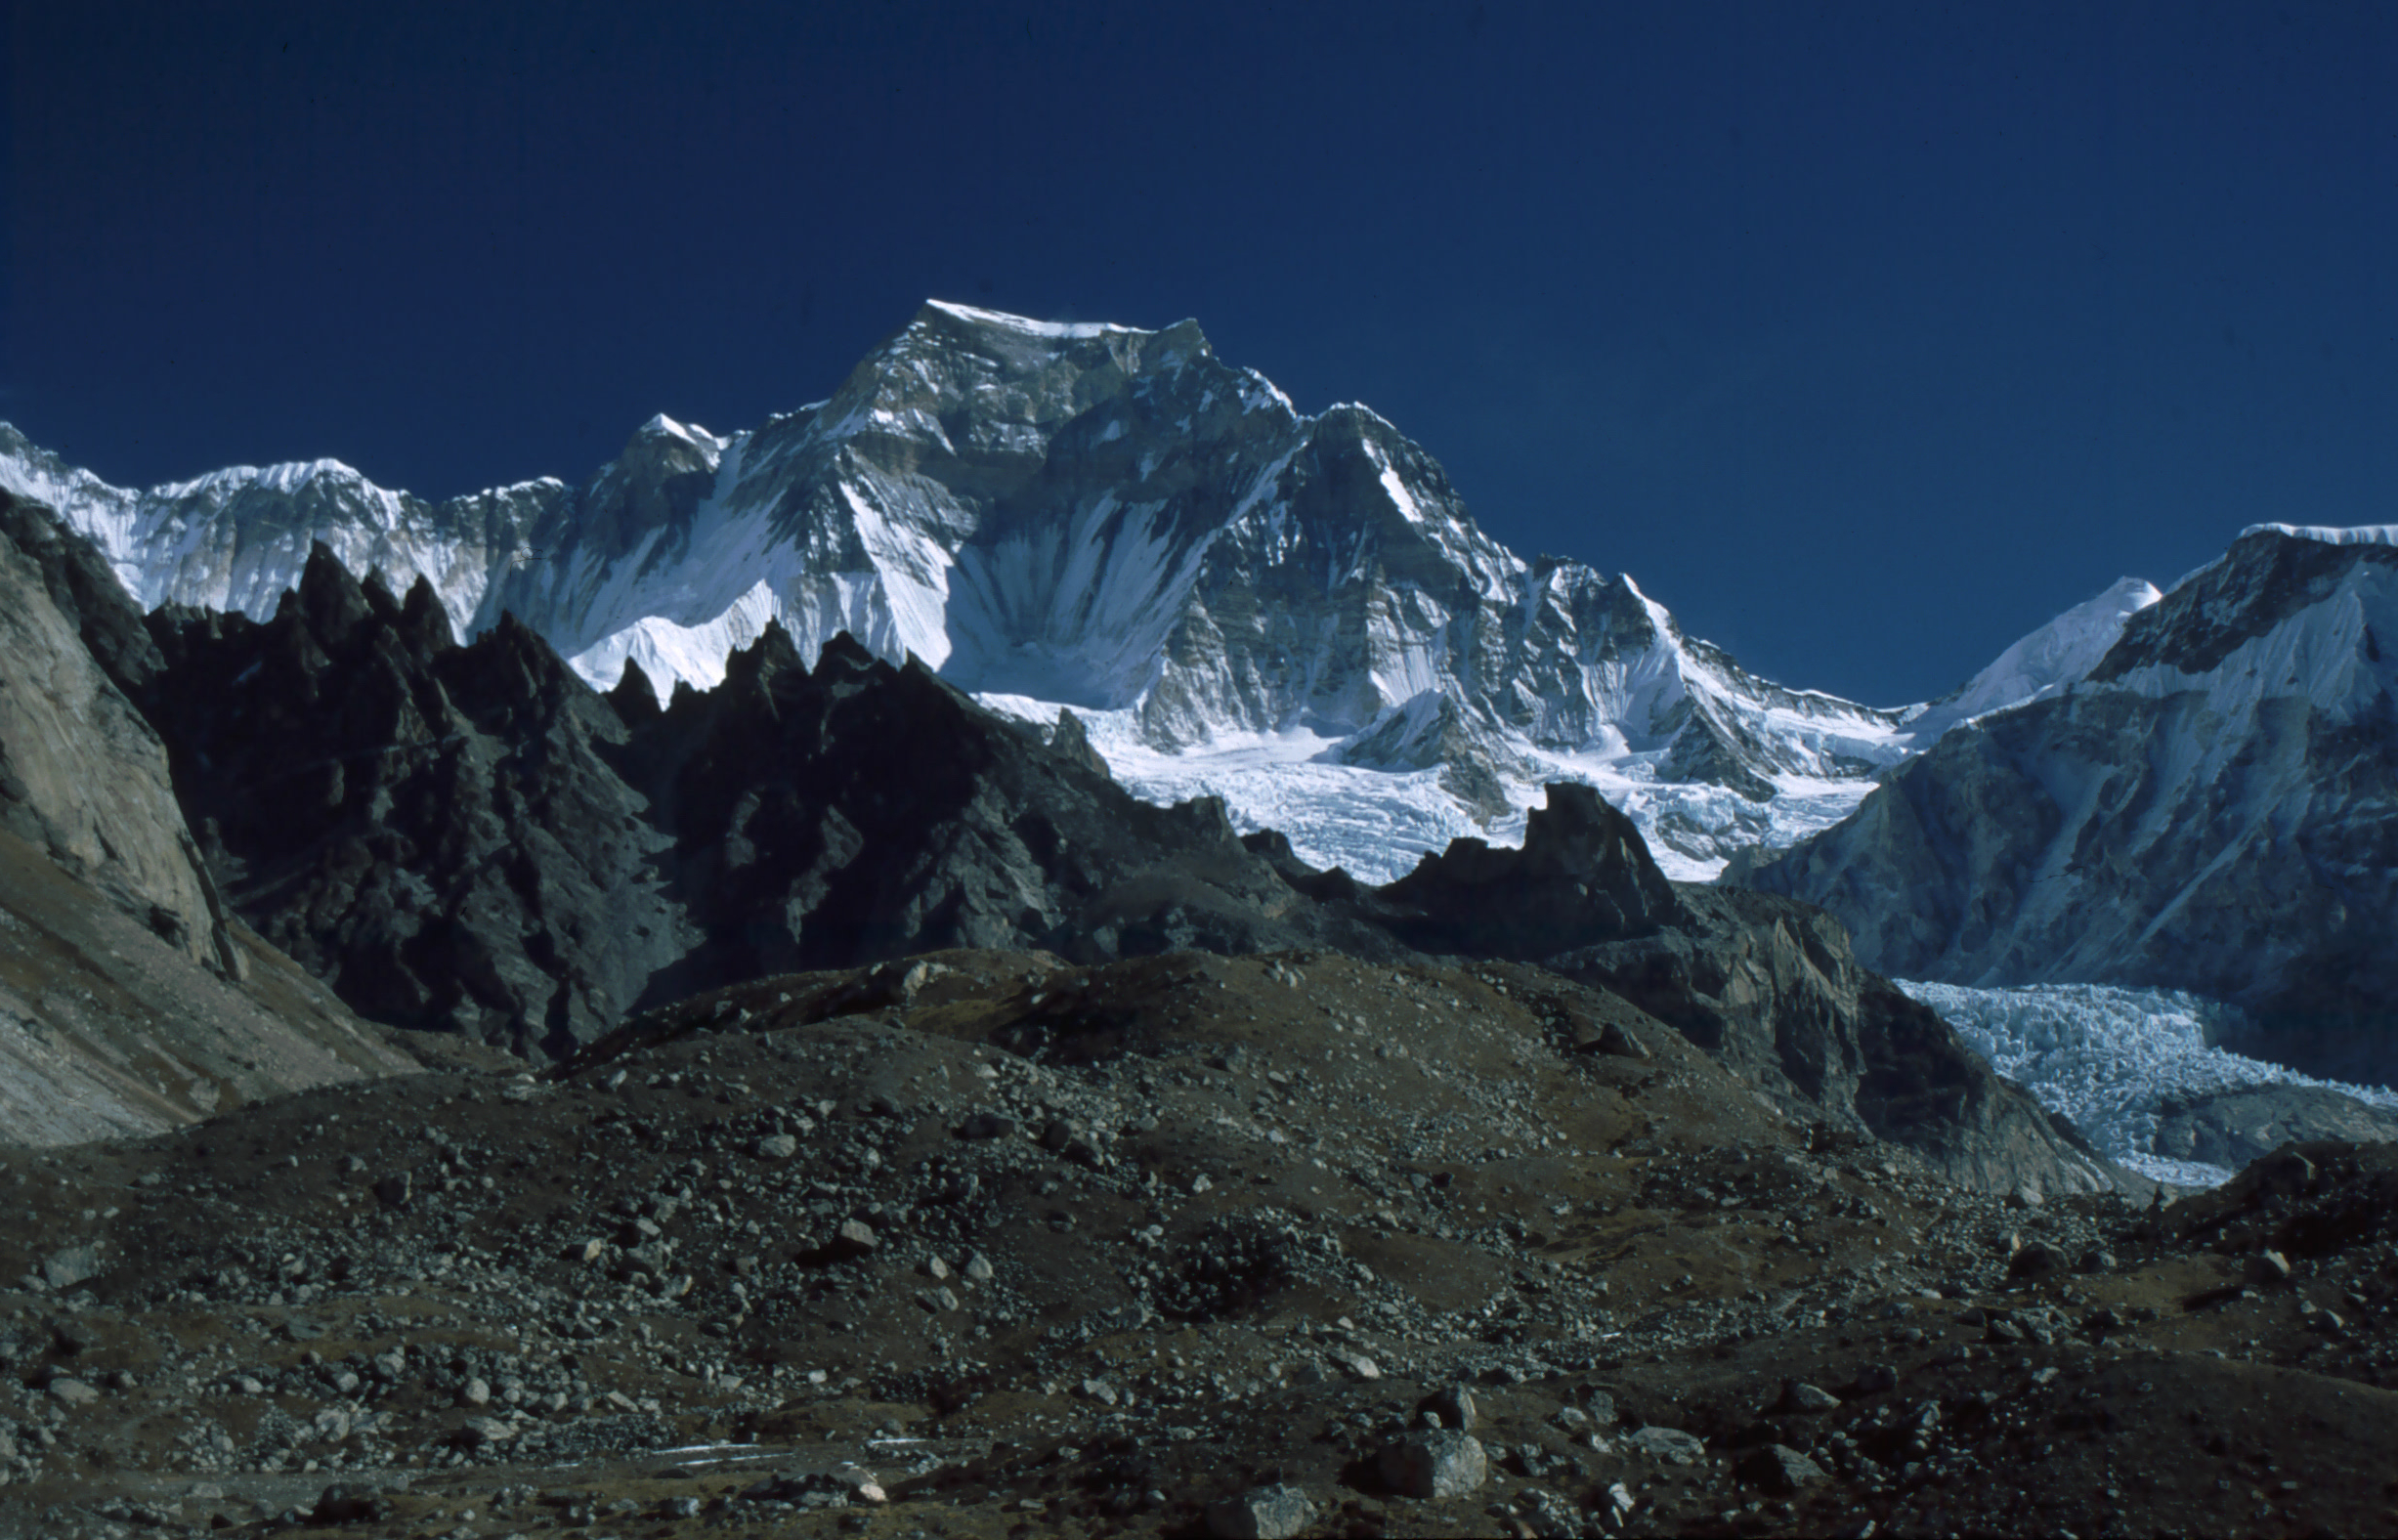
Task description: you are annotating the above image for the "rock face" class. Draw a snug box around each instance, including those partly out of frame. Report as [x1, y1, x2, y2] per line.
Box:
[1541, 885, 2122, 1199]
[141, 547, 690, 1061]
[2155, 1086, 2398, 1170]
[139, 547, 1403, 1060]
[0, 492, 236, 974]
[1376, 783, 1688, 958]
[0, 495, 417, 1143]
[1745, 524, 2398, 1082]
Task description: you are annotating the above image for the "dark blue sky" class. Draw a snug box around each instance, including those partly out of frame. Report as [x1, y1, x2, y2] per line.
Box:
[9, 2, 2394, 705]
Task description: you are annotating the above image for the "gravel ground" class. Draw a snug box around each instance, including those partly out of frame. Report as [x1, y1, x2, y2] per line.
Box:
[4, 948, 2396, 1539]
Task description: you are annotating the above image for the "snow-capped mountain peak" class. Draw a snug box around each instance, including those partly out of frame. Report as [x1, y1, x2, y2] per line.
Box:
[2240, 521, 2398, 547]
[1903, 575, 2163, 737]
[0, 300, 2181, 882]
[1747, 518, 2398, 1084]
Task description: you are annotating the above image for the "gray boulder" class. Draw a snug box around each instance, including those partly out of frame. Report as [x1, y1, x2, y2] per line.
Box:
[1205, 1482, 1313, 1539]
[1379, 1429, 1488, 1499]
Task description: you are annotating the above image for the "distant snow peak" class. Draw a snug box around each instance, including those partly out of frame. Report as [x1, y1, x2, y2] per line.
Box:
[0, 301, 2205, 882]
[2240, 522, 2398, 548]
[1906, 575, 2163, 736]
[922, 299, 1136, 339]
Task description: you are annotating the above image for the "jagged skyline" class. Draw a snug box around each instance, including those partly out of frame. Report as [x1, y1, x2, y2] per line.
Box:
[11, 3, 2395, 705]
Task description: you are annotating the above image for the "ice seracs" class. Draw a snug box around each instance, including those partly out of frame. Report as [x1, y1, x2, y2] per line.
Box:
[1902, 981, 2398, 1188]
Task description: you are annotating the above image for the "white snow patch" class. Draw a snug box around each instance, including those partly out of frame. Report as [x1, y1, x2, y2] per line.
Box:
[923, 300, 1133, 339]
[2240, 523, 2398, 547]
[1079, 715, 1481, 884]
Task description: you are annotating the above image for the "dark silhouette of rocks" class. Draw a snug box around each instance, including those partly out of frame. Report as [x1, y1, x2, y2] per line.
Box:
[137, 546, 1399, 1060]
[1376, 783, 1688, 958]
[141, 548, 687, 1062]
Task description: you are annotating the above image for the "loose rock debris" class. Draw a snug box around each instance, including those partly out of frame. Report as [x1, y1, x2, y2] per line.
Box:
[4, 947, 2398, 1538]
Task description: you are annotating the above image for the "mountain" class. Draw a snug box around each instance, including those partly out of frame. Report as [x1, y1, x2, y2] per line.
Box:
[100, 532, 2113, 1195]
[0, 492, 417, 1143]
[1, 301, 2140, 883]
[1744, 523, 2398, 1082]
[136, 542, 1409, 1061]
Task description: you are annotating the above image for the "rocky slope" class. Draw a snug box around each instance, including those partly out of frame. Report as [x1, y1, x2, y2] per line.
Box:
[0, 492, 236, 977]
[1744, 523, 2398, 1082]
[0, 493, 418, 1144]
[5, 303, 2137, 879]
[4, 948, 2397, 1540]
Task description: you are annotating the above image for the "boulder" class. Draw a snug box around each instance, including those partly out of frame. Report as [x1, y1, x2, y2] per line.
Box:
[1378, 1430, 1487, 1499]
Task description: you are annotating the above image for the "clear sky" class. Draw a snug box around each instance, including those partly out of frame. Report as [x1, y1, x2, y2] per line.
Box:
[9, 2, 2394, 705]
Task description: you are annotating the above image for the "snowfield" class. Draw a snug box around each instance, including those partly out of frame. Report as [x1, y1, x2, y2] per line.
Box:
[1900, 980, 2398, 1188]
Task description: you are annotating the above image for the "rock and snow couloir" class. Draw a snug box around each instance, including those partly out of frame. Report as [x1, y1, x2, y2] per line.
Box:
[0, 301, 2156, 882]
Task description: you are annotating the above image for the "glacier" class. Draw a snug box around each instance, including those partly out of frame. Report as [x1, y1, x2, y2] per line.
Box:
[1899, 981, 2398, 1188]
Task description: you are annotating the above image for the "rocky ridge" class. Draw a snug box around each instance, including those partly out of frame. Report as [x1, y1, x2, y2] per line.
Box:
[133, 542, 1401, 1061]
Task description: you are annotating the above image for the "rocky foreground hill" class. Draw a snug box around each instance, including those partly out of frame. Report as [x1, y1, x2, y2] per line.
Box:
[3, 950, 2398, 1539]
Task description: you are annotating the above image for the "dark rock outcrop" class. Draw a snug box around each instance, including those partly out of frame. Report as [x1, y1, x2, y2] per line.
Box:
[140, 550, 1401, 1060]
[142, 549, 688, 1062]
[1244, 783, 2123, 1198]
[2155, 1086, 2398, 1170]
[1541, 884, 2123, 1199]
[1377, 783, 1687, 958]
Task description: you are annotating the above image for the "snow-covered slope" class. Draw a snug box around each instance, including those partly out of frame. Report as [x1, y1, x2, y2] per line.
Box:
[0, 302, 2150, 883]
[1753, 523, 2398, 1080]
[1898, 576, 2162, 741]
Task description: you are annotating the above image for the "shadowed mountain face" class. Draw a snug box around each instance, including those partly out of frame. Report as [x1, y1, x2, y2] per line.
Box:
[1742, 525, 2398, 1083]
[137, 545, 1405, 1061]
[142, 555, 688, 1062]
[0, 492, 416, 1144]
[116, 540, 2120, 1198]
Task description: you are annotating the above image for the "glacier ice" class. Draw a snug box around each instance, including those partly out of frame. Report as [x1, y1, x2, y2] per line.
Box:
[1900, 980, 2398, 1188]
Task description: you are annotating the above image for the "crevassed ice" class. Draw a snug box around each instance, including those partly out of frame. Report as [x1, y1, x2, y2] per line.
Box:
[1899, 980, 2398, 1188]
